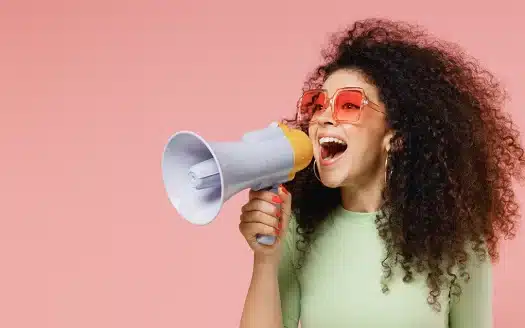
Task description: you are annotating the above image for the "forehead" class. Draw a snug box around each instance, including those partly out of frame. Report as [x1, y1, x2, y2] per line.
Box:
[322, 69, 381, 103]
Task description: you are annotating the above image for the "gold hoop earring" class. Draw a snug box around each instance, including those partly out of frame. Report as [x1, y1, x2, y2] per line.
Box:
[313, 159, 322, 183]
[384, 154, 391, 185]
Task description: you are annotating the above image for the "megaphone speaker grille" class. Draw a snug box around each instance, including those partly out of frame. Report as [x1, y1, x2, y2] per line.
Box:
[161, 131, 224, 225]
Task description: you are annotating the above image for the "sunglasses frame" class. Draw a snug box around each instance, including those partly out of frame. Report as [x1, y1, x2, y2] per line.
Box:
[297, 87, 385, 124]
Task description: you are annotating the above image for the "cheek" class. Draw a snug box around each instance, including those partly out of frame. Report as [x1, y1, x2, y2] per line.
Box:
[308, 125, 317, 144]
[343, 127, 383, 160]
[308, 124, 316, 136]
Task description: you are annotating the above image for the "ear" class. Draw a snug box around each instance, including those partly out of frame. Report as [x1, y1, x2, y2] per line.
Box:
[382, 130, 404, 154]
[382, 129, 395, 153]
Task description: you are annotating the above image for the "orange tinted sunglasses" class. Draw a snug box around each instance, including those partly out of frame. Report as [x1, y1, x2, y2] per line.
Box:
[296, 87, 385, 124]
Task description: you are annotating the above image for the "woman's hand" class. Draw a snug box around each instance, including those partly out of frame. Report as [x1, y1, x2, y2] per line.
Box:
[239, 184, 292, 263]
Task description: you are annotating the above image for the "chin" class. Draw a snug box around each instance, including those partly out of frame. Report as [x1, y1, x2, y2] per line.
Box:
[318, 178, 342, 188]
[316, 164, 348, 188]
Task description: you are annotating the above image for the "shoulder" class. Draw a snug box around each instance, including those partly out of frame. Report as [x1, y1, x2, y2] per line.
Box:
[448, 243, 493, 327]
[460, 244, 493, 283]
[448, 242, 493, 302]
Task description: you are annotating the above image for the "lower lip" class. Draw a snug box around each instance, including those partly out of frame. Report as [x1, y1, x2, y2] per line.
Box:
[318, 149, 346, 166]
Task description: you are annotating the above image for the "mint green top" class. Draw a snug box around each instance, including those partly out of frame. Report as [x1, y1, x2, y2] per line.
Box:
[277, 205, 492, 328]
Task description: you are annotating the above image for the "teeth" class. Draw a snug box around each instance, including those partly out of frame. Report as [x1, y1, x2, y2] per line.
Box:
[319, 137, 346, 145]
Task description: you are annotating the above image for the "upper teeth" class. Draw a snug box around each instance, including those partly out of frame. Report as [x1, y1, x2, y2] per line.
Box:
[319, 137, 346, 145]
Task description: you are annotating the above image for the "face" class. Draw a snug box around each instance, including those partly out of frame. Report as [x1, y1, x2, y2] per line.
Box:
[307, 69, 391, 188]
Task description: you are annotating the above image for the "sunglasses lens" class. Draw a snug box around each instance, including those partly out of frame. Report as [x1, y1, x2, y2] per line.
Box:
[298, 90, 326, 121]
[334, 89, 363, 122]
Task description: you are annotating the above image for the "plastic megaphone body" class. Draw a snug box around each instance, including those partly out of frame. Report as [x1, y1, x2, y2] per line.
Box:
[161, 122, 313, 245]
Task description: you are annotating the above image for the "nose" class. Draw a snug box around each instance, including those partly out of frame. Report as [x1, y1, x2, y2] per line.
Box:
[315, 104, 335, 126]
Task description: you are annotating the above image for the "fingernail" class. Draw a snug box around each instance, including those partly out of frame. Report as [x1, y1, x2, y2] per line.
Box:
[276, 210, 281, 218]
[280, 184, 289, 195]
[272, 195, 283, 204]
[275, 227, 280, 235]
[278, 222, 282, 230]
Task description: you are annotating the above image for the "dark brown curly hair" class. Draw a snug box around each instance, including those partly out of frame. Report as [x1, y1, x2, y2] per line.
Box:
[282, 18, 525, 310]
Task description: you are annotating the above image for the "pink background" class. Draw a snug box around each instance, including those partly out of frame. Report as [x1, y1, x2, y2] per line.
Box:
[1, 0, 524, 327]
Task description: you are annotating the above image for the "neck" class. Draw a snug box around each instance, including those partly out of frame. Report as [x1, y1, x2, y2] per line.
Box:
[340, 174, 384, 213]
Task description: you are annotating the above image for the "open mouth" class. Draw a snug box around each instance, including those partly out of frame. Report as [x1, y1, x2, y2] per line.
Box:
[319, 136, 348, 162]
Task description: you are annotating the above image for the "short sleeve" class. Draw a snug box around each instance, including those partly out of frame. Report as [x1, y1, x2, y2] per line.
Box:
[449, 250, 493, 328]
[277, 215, 301, 328]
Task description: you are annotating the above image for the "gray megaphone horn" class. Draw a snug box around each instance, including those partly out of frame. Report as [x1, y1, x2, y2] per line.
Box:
[161, 122, 313, 245]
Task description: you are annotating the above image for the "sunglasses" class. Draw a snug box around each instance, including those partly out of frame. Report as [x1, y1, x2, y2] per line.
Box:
[296, 87, 385, 124]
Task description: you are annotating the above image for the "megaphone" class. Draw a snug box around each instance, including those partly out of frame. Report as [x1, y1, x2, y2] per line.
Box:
[161, 122, 313, 245]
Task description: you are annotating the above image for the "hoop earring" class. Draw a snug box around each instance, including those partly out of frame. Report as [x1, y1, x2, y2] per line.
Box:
[384, 153, 391, 185]
[313, 159, 322, 183]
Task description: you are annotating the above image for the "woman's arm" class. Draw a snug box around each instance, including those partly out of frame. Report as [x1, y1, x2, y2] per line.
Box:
[240, 216, 301, 328]
[240, 256, 283, 328]
[449, 252, 493, 328]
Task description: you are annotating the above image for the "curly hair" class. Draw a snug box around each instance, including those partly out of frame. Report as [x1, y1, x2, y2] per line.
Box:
[282, 18, 525, 310]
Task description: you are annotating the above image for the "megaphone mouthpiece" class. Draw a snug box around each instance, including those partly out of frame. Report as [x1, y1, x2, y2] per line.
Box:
[276, 122, 315, 179]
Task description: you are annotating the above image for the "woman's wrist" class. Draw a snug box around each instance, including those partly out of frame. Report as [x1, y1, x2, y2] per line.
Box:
[253, 253, 280, 272]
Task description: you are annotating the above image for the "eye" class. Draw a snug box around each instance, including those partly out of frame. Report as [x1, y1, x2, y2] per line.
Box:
[342, 102, 359, 110]
[313, 104, 324, 112]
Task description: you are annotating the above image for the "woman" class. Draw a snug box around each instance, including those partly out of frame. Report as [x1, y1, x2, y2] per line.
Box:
[238, 18, 524, 328]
